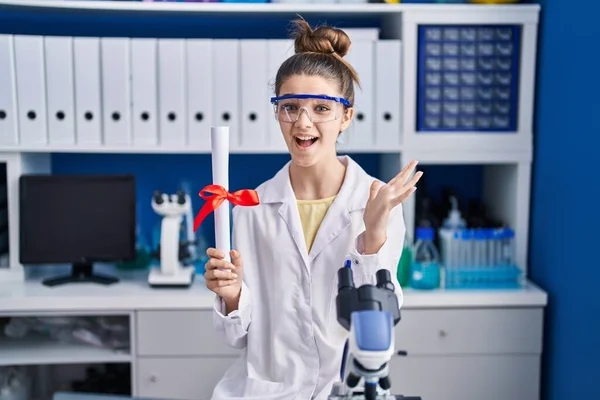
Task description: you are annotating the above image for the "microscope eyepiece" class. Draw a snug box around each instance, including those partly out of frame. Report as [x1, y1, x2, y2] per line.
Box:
[376, 269, 395, 291]
[337, 264, 355, 292]
[176, 190, 186, 205]
[153, 190, 164, 205]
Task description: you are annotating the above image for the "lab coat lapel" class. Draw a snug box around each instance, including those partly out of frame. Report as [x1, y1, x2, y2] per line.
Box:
[307, 197, 351, 262]
[308, 157, 367, 262]
[278, 200, 310, 268]
[260, 156, 370, 268]
[261, 161, 311, 269]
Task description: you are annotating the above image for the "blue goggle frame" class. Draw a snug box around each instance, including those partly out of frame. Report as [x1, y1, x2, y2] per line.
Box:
[270, 94, 351, 107]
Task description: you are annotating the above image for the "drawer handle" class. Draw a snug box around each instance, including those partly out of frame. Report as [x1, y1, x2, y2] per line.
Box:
[149, 374, 158, 383]
[396, 350, 408, 356]
[439, 329, 447, 338]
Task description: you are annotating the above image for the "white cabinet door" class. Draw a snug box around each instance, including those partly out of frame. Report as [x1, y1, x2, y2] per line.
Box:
[388, 354, 541, 400]
[136, 310, 240, 357]
[137, 357, 237, 400]
[394, 308, 544, 355]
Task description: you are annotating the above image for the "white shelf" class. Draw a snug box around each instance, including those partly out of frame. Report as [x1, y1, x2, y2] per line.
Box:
[0, 271, 547, 314]
[0, 334, 131, 366]
[401, 148, 532, 164]
[0, 1, 539, 16]
[0, 144, 404, 155]
[1, 146, 532, 163]
[402, 281, 547, 309]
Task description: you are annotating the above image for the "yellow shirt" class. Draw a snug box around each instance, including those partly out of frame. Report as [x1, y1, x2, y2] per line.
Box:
[297, 195, 337, 253]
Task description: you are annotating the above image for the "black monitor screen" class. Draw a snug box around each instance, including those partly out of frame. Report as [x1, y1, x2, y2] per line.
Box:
[19, 174, 136, 265]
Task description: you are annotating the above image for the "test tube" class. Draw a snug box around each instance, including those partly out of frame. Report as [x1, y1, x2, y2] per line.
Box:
[488, 229, 497, 267]
[495, 229, 504, 265]
[451, 230, 461, 269]
[499, 228, 508, 266]
[473, 230, 480, 267]
[441, 229, 451, 268]
[505, 229, 515, 266]
[473, 229, 484, 267]
[443, 231, 451, 268]
[483, 229, 490, 267]
[461, 229, 473, 267]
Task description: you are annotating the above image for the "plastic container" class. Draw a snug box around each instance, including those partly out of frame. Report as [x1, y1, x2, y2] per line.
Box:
[443, 226, 522, 289]
[410, 227, 440, 290]
[439, 196, 466, 269]
[445, 265, 522, 290]
[442, 196, 466, 230]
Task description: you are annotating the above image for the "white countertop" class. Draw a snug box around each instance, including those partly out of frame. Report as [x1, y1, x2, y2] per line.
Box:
[0, 269, 547, 313]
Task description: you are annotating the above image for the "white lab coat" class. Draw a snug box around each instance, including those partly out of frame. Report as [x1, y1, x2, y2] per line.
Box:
[210, 155, 406, 400]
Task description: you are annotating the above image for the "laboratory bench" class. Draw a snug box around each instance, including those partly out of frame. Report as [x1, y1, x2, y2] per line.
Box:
[0, 271, 547, 400]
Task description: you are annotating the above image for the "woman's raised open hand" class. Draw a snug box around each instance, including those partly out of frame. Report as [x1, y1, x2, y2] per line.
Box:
[362, 160, 423, 254]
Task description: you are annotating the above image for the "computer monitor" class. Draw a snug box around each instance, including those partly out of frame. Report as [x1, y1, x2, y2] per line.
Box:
[19, 174, 136, 287]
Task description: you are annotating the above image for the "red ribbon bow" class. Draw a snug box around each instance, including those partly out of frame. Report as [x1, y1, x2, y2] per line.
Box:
[193, 184, 260, 232]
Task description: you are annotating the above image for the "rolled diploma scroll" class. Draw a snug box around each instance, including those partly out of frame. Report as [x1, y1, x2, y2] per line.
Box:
[211, 126, 231, 266]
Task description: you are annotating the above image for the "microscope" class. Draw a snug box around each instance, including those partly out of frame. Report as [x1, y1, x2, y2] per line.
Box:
[328, 261, 422, 400]
[147, 190, 196, 288]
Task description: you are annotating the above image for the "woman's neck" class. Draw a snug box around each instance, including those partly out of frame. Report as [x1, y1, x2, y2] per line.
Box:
[289, 156, 346, 201]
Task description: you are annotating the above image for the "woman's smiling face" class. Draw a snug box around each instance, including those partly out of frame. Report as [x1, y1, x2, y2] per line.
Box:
[277, 75, 353, 168]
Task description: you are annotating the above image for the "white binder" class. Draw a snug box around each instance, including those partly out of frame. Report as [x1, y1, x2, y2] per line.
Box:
[14, 35, 47, 146]
[131, 38, 158, 146]
[345, 40, 375, 149]
[375, 40, 402, 148]
[158, 39, 186, 147]
[212, 40, 240, 148]
[73, 37, 102, 146]
[240, 40, 268, 150]
[0, 35, 19, 146]
[267, 39, 294, 151]
[101, 37, 132, 146]
[186, 39, 212, 150]
[44, 36, 75, 146]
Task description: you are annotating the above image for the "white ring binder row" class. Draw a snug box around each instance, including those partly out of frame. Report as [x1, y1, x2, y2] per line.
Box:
[0, 34, 403, 154]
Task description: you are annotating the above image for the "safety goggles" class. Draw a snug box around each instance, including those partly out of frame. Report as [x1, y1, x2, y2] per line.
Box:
[270, 94, 351, 124]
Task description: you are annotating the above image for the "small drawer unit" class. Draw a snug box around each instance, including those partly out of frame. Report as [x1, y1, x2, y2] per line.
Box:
[417, 24, 521, 133]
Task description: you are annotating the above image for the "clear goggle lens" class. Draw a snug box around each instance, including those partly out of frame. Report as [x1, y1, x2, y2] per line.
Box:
[270, 94, 351, 124]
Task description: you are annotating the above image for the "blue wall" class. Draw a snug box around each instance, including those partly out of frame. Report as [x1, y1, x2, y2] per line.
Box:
[529, 0, 599, 399]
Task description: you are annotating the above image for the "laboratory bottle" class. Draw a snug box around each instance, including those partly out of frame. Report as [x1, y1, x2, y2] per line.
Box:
[397, 234, 412, 288]
[442, 196, 466, 230]
[440, 196, 466, 269]
[410, 227, 441, 290]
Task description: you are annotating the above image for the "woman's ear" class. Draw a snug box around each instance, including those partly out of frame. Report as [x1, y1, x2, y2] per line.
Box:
[340, 107, 354, 131]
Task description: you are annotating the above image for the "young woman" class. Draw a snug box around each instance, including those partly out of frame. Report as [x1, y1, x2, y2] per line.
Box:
[204, 18, 423, 400]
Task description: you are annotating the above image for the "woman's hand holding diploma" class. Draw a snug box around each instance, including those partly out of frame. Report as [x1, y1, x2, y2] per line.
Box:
[205, 248, 244, 314]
